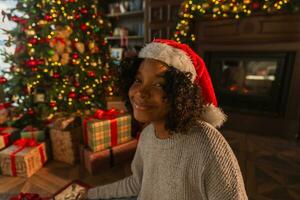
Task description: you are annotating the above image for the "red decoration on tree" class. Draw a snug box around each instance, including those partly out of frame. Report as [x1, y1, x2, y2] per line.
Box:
[72, 53, 79, 59]
[28, 108, 35, 115]
[80, 8, 88, 14]
[252, 2, 260, 9]
[0, 76, 7, 84]
[28, 38, 38, 45]
[26, 59, 39, 68]
[87, 70, 96, 77]
[80, 95, 89, 101]
[31, 67, 38, 72]
[81, 24, 88, 31]
[52, 72, 60, 79]
[68, 91, 76, 99]
[73, 81, 80, 87]
[102, 75, 108, 81]
[11, 16, 27, 24]
[74, 13, 81, 20]
[44, 14, 53, 22]
[15, 44, 26, 54]
[49, 101, 57, 108]
[38, 59, 45, 65]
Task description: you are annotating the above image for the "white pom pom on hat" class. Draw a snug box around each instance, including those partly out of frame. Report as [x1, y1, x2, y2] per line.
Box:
[138, 39, 226, 128]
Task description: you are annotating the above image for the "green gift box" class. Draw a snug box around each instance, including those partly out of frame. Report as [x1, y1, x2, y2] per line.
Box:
[20, 127, 45, 142]
[83, 114, 132, 152]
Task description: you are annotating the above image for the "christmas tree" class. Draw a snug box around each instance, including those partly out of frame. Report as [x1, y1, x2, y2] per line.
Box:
[1, 0, 117, 125]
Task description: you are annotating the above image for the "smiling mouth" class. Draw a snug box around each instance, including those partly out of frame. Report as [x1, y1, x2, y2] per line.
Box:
[132, 101, 153, 111]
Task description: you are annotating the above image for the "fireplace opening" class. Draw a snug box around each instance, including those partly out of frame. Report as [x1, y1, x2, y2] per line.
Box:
[205, 52, 295, 116]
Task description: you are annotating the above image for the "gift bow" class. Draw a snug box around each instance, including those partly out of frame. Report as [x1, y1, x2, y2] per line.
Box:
[10, 192, 46, 200]
[14, 138, 38, 148]
[93, 108, 119, 119]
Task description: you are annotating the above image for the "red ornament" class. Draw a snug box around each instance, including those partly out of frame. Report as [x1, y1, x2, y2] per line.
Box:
[26, 59, 39, 68]
[52, 72, 60, 79]
[44, 14, 53, 21]
[80, 8, 88, 14]
[252, 2, 260, 9]
[72, 53, 79, 59]
[68, 0, 75, 2]
[80, 24, 88, 31]
[31, 67, 38, 72]
[80, 95, 89, 101]
[73, 81, 80, 87]
[0, 76, 7, 84]
[74, 13, 81, 20]
[68, 91, 76, 99]
[87, 71, 96, 77]
[15, 44, 25, 54]
[102, 75, 108, 81]
[49, 101, 57, 108]
[28, 38, 38, 45]
[38, 59, 45, 65]
[28, 108, 35, 115]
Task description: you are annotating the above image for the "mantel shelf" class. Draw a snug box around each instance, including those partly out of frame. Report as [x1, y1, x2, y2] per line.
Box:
[106, 10, 144, 18]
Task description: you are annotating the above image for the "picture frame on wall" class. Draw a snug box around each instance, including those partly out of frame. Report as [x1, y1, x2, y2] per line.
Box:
[110, 47, 124, 61]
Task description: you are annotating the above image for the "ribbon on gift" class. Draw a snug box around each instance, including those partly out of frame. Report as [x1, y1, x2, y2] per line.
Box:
[10, 138, 46, 176]
[10, 192, 47, 200]
[83, 108, 119, 148]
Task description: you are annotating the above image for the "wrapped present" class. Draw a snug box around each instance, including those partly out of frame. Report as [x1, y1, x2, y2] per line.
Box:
[9, 192, 50, 200]
[80, 139, 137, 174]
[105, 96, 127, 112]
[50, 116, 82, 165]
[83, 109, 132, 152]
[0, 127, 19, 150]
[52, 180, 90, 200]
[0, 138, 47, 177]
[20, 125, 45, 142]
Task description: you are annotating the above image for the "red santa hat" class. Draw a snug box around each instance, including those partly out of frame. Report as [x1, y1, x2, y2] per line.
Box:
[138, 39, 226, 128]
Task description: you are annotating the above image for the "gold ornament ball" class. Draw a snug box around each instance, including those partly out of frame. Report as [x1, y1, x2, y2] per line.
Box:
[86, 88, 94, 95]
[202, 3, 210, 9]
[243, 0, 251, 4]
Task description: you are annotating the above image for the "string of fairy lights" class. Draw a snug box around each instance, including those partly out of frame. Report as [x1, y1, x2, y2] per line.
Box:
[173, 0, 300, 45]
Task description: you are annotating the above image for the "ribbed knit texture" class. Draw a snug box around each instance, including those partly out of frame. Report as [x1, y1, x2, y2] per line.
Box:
[87, 121, 248, 200]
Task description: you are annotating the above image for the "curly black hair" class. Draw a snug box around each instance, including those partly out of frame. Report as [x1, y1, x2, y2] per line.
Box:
[118, 56, 204, 134]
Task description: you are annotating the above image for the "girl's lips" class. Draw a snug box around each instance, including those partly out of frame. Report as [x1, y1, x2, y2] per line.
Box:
[133, 101, 153, 111]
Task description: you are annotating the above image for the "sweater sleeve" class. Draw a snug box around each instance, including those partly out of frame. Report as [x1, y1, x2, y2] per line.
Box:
[200, 129, 248, 200]
[87, 139, 143, 199]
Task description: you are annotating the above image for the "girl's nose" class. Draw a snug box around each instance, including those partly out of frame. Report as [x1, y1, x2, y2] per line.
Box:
[137, 85, 150, 99]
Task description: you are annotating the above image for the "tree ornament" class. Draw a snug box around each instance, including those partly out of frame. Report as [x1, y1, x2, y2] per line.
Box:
[86, 88, 94, 95]
[88, 41, 100, 54]
[49, 101, 57, 108]
[28, 108, 35, 115]
[81, 24, 88, 31]
[25, 29, 36, 37]
[72, 53, 79, 59]
[52, 72, 60, 79]
[48, 49, 55, 56]
[252, 2, 260, 9]
[74, 81, 80, 87]
[243, 0, 251, 4]
[28, 38, 38, 45]
[102, 75, 108, 81]
[80, 95, 89, 101]
[87, 70, 96, 77]
[37, 20, 48, 27]
[58, 93, 63, 100]
[75, 42, 85, 53]
[80, 8, 88, 14]
[44, 14, 53, 21]
[68, 91, 76, 98]
[26, 59, 39, 68]
[0, 76, 7, 84]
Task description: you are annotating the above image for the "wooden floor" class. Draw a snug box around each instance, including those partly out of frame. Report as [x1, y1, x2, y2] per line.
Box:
[0, 160, 132, 199]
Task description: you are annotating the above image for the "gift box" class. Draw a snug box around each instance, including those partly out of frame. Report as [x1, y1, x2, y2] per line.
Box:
[0, 127, 19, 150]
[0, 138, 47, 177]
[83, 109, 132, 152]
[20, 126, 45, 142]
[105, 96, 127, 112]
[52, 180, 90, 200]
[80, 139, 137, 175]
[50, 116, 82, 165]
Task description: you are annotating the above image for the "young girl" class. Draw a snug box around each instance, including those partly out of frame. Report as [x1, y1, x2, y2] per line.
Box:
[86, 39, 248, 200]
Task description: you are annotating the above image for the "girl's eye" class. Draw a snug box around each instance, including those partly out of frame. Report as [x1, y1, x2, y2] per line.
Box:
[153, 83, 163, 88]
[134, 78, 142, 83]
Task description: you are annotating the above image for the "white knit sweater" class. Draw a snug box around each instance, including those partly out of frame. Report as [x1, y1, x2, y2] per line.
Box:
[87, 121, 248, 200]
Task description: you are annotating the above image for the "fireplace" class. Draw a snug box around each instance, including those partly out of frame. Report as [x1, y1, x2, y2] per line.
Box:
[193, 13, 300, 137]
[205, 51, 295, 116]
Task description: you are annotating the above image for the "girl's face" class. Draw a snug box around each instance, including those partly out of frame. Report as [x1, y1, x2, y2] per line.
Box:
[128, 58, 169, 124]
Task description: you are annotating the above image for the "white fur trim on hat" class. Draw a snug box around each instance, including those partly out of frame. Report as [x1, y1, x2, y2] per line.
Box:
[200, 104, 227, 128]
[138, 42, 197, 81]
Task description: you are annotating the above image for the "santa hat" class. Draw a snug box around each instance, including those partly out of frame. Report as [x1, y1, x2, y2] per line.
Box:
[138, 39, 226, 128]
